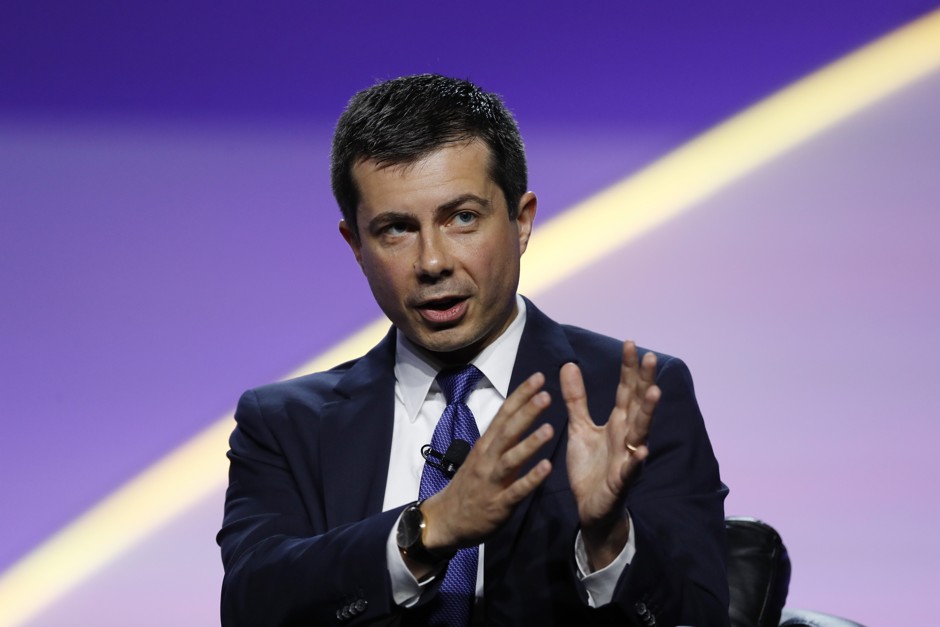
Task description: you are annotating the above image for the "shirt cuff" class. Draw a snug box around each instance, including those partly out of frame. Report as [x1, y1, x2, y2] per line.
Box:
[573, 510, 636, 607]
[385, 512, 441, 607]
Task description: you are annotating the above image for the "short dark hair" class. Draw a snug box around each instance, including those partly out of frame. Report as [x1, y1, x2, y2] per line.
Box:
[330, 74, 528, 238]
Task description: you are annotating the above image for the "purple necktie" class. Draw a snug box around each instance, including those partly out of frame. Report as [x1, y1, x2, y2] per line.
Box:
[419, 364, 484, 626]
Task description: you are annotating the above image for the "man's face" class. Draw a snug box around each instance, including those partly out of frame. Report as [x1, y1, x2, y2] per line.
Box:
[340, 140, 536, 364]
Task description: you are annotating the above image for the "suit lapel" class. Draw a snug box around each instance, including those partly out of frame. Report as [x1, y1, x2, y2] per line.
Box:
[319, 327, 398, 529]
[485, 300, 578, 579]
[508, 298, 578, 475]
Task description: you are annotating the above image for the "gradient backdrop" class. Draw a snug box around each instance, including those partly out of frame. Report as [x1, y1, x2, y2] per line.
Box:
[2, 2, 939, 625]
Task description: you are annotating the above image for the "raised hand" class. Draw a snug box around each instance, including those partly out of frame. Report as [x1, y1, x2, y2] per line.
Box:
[562, 341, 660, 570]
[420, 372, 555, 561]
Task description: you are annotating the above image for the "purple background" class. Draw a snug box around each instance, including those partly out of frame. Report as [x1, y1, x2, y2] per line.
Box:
[2, 1, 939, 624]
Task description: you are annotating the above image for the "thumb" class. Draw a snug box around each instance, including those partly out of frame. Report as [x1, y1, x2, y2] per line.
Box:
[560, 363, 592, 430]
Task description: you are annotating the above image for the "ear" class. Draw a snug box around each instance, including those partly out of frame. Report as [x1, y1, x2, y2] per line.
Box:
[515, 191, 537, 255]
[338, 219, 363, 267]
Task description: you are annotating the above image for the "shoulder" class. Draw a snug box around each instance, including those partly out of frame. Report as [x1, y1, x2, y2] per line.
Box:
[238, 326, 397, 418]
[558, 322, 622, 359]
[228, 357, 373, 451]
[558, 322, 686, 378]
[523, 298, 684, 375]
[238, 357, 359, 418]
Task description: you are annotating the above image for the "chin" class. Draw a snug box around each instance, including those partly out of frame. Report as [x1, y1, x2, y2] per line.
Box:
[412, 328, 481, 357]
[418, 334, 471, 354]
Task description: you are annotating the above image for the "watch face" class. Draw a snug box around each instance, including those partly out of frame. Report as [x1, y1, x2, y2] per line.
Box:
[397, 505, 423, 549]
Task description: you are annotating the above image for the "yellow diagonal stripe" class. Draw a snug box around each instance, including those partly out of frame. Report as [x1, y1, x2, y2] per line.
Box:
[520, 8, 940, 294]
[2, 8, 939, 626]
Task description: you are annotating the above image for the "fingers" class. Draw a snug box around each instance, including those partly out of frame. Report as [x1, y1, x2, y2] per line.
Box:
[624, 383, 657, 450]
[502, 458, 552, 503]
[499, 422, 553, 475]
[639, 378, 660, 418]
[499, 371, 547, 418]
[473, 371, 554, 486]
[616, 341, 646, 408]
[617, 341, 659, 441]
[483, 372, 551, 455]
[638, 351, 658, 417]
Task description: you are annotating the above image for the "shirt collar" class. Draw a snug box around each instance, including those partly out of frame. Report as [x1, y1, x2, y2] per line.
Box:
[394, 294, 527, 423]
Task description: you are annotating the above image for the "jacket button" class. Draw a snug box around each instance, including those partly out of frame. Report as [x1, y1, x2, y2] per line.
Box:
[354, 599, 368, 612]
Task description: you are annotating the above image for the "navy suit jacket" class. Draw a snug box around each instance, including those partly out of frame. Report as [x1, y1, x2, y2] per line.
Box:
[218, 301, 729, 626]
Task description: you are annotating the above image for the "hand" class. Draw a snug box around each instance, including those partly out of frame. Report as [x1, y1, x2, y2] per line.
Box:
[419, 372, 555, 559]
[562, 340, 660, 570]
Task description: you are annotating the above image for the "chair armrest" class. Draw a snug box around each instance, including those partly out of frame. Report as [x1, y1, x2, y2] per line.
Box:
[726, 517, 791, 627]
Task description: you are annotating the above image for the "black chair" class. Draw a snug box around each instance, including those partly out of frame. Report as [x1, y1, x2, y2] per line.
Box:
[725, 517, 865, 627]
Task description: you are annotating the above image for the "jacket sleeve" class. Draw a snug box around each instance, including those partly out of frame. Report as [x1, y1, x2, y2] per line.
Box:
[217, 389, 426, 627]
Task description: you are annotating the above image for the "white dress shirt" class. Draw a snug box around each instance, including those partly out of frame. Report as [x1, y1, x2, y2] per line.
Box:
[382, 295, 634, 607]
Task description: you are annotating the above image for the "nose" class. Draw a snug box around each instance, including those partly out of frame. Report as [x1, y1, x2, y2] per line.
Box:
[414, 229, 453, 282]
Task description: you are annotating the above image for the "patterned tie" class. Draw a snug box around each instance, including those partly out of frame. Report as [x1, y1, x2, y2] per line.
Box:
[419, 364, 484, 626]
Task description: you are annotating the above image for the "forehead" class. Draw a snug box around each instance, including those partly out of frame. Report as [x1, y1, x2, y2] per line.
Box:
[352, 141, 498, 215]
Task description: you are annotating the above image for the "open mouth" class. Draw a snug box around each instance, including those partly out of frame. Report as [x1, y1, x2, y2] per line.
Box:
[423, 297, 463, 311]
[417, 297, 468, 324]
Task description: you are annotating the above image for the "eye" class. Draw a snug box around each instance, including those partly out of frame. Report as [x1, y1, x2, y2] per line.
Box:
[453, 211, 476, 226]
[383, 222, 409, 236]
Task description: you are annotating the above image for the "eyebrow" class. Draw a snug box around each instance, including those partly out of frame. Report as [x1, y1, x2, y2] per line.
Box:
[367, 211, 412, 232]
[436, 193, 491, 214]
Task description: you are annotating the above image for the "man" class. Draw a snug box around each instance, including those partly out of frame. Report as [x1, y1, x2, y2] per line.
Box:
[218, 74, 729, 626]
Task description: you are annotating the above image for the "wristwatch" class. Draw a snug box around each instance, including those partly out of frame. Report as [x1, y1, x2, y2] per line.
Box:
[396, 500, 453, 565]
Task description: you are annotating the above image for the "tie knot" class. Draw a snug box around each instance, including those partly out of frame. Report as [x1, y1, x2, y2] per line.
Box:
[436, 364, 484, 406]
